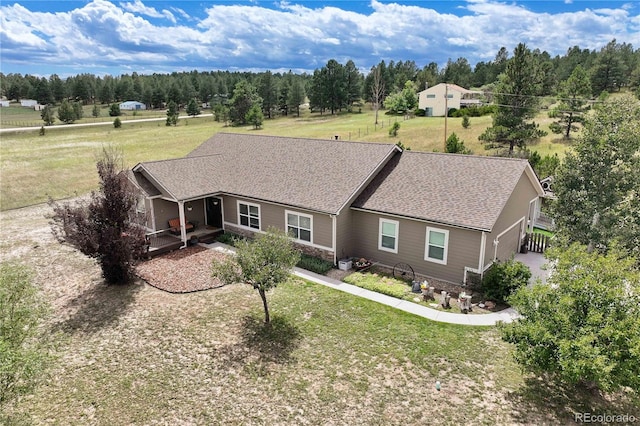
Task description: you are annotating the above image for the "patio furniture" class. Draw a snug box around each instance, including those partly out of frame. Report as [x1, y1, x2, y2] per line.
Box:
[168, 218, 196, 235]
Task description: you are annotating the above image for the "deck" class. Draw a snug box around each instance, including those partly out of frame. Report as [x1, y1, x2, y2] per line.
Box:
[146, 227, 223, 257]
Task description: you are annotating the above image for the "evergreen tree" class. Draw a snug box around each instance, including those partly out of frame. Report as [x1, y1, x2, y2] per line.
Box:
[57, 99, 78, 124]
[590, 39, 627, 95]
[92, 104, 100, 118]
[40, 105, 55, 126]
[479, 43, 547, 155]
[258, 71, 278, 119]
[552, 94, 640, 260]
[186, 98, 200, 117]
[548, 65, 592, 139]
[165, 100, 179, 126]
[245, 103, 264, 129]
[286, 80, 305, 117]
[229, 80, 262, 125]
[109, 103, 121, 117]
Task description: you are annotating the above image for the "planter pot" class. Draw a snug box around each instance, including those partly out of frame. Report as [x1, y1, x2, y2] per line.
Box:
[338, 259, 352, 271]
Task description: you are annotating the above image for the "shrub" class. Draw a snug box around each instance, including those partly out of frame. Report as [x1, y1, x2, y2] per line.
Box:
[344, 272, 409, 299]
[462, 115, 470, 129]
[296, 254, 334, 275]
[481, 258, 531, 303]
[216, 231, 245, 246]
[389, 121, 400, 137]
[113, 117, 122, 128]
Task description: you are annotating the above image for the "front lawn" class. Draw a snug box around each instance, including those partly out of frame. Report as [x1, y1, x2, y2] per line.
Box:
[2, 204, 638, 425]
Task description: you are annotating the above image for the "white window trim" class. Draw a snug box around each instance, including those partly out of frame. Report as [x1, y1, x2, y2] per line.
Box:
[425, 226, 449, 265]
[285, 210, 313, 244]
[237, 200, 261, 230]
[378, 218, 399, 254]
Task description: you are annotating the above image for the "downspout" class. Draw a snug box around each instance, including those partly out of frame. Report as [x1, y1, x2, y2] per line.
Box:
[178, 201, 188, 248]
[478, 231, 487, 279]
[331, 214, 337, 265]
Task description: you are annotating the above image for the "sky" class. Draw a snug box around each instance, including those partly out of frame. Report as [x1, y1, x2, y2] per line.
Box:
[0, 0, 639, 78]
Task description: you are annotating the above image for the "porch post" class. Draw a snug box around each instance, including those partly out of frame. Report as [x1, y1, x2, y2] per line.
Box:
[178, 201, 188, 247]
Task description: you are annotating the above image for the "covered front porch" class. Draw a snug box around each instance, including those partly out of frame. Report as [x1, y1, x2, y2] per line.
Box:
[144, 195, 225, 257]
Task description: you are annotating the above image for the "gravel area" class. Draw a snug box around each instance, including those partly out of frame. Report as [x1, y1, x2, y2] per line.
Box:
[136, 245, 228, 293]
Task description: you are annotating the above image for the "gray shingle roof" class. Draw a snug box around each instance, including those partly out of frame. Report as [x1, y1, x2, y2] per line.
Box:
[135, 133, 398, 214]
[352, 151, 531, 231]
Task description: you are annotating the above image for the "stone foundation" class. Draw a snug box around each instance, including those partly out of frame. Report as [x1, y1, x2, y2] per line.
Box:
[224, 225, 335, 263]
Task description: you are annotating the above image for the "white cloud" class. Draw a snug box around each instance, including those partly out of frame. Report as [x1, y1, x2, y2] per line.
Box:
[0, 0, 638, 76]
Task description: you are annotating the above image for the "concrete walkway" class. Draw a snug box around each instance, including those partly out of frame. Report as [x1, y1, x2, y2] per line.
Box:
[207, 242, 520, 326]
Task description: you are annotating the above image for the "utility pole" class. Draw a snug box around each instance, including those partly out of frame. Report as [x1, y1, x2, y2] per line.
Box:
[444, 83, 448, 151]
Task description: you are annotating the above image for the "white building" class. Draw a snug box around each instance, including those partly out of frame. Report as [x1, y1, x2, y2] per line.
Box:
[119, 101, 147, 111]
[20, 99, 38, 107]
[417, 83, 483, 117]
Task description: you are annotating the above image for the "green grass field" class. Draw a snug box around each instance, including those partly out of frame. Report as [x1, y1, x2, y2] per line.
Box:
[0, 105, 573, 210]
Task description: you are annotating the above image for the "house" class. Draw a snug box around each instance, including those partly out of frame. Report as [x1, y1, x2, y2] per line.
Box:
[20, 99, 38, 107]
[129, 133, 543, 285]
[0, 100, 9, 107]
[119, 101, 147, 111]
[418, 83, 483, 117]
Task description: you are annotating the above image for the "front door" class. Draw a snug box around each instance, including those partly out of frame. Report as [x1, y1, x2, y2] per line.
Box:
[206, 197, 223, 228]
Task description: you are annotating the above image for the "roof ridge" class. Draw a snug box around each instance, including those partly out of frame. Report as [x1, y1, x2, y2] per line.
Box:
[213, 132, 397, 147]
[403, 150, 529, 163]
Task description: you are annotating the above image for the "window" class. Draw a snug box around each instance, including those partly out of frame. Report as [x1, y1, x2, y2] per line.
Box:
[378, 219, 399, 253]
[426, 94, 436, 99]
[286, 211, 312, 243]
[425, 227, 449, 264]
[238, 201, 260, 230]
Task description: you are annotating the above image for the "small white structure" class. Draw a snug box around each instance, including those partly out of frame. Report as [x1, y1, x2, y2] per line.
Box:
[0, 100, 9, 107]
[20, 99, 38, 107]
[119, 101, 146, 111]
[418, 83, 483, 117]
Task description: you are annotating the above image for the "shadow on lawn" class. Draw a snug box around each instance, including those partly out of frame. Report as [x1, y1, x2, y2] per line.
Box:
[505, 375, 640, 423]
[52, 279, 143, 335]
[214, 314, 302, 372]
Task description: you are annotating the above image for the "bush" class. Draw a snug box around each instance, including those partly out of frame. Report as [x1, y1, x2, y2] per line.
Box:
[296, 254, 334, 274]
[481, 258, 531, 303]
[216, 231, 245, 246]
[113, 117, 121, 128]
[389, 121, 400, 137]
[344, 272, 409, 299]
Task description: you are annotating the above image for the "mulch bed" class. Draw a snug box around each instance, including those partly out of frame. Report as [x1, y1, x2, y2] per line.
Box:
[136, 245, 228, 293]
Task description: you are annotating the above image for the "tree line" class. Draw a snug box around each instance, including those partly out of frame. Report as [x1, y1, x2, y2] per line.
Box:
[1, 39, 637, 115]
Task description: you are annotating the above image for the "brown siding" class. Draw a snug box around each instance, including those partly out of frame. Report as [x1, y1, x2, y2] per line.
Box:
[151, 198, 206, 232]
[484, 171, 539, 266]
[152, 199, 179, 231]
[350, 210, 481, 283]
[335, 209, 354, 261]
[221, 195, 333, 249]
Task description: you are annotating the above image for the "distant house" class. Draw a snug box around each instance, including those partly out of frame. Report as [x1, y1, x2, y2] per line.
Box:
[0, 100, 9, 107]
[418, 83, 483, 117]
[119, 101, 146, 111]
[129, 133, 543, 286]
[20, 99, 38, 107]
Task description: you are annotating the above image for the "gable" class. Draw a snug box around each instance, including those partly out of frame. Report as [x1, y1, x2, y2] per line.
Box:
[134, 133, 399, 214]
[352, 151, 540, 231]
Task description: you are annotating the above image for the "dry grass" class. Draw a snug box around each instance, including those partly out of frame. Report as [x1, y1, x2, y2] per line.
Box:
[1, 203, 638, 425]
[1, 106, 572, 211]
